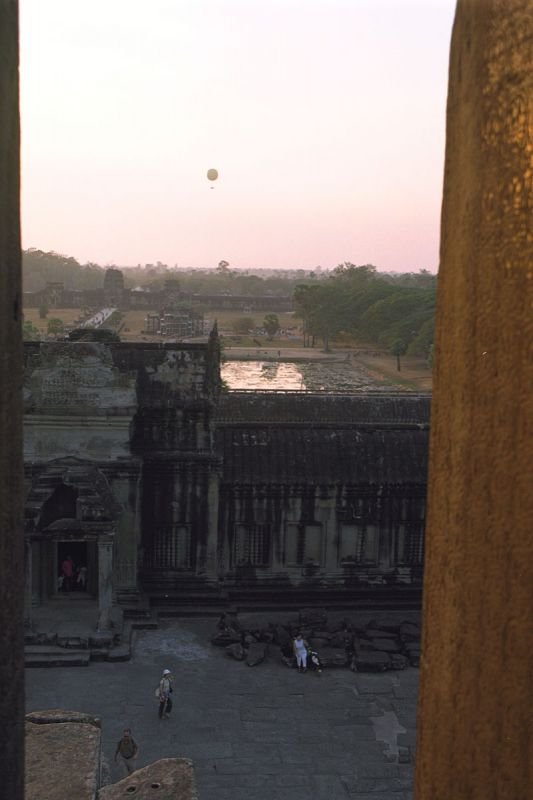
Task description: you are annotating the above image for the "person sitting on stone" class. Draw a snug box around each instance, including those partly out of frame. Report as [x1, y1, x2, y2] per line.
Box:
[293, 633, 309, 673]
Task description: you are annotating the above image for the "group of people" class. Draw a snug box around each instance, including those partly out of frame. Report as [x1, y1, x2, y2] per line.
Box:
[58, 555, 88, 592]
[113, 668, 174, 778]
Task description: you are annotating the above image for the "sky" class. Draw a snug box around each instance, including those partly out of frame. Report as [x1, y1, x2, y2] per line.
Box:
[20, 0, 456, 272]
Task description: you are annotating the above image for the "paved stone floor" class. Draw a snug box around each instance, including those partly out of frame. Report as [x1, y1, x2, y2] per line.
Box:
[25, 618, 418, 800]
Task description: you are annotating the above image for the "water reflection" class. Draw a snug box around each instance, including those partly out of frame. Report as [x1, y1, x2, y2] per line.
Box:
[222, 361, 305, 390]
[222, 360, 388, 391]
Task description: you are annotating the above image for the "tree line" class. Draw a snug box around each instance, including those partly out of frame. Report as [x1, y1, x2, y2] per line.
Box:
[293, 263, 436, 360]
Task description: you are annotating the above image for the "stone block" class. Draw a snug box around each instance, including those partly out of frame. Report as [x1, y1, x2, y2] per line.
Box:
[226, 642, 246, 661]
[399, 623, 420, 641]
[328, 632, 351, 649]
[211, 628, 241, 646]
[390, 653, 409, 670]
[318, 648, 349, 668]
[370, 617, 402, 633]
[366, 628, 398, 639]
[370, 637, 401, 653]
[106, 644, 131, 662]
[273, 625, 291, 647]
[309, 637, 329, 650]
[353, 651, 391, 672]
[313, 629, 332, 640]
[246, 642, 268, 666]
[98, 758, 198, 799]
[26, 718, 101, 800]
[89, 631, 113, 648]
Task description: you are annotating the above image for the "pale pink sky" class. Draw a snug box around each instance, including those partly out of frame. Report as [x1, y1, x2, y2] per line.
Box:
[20, 0, 456, 272]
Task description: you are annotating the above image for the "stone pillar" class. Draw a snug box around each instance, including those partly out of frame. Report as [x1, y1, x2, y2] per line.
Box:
[414, 3, 532, 800]
[0, 1, 24, 797]
[24, 540, 32, 628]
[204, 464, 221, 581]
[97, 539, 114, 623]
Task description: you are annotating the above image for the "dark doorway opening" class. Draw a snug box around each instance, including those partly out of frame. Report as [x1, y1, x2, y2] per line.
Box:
[57, 541, 88, 594]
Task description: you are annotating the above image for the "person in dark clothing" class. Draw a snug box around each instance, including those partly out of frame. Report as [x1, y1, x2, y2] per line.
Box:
[114, 728, 139, 776]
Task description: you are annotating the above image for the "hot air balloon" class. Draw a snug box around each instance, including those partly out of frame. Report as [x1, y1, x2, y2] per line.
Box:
[207, 168, 218, 182]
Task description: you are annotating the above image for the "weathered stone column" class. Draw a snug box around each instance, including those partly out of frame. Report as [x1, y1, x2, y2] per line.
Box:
[0, 1, 24, 797]
[24, 540, 32, 628]
[415, 2, 532, 799]
[204, 464, 221, 581]
[97, 539, 114, 620]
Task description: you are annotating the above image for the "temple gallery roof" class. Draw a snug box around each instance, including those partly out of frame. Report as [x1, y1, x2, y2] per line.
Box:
[215, 392, 431, 427]
[216, 426, 428, 485]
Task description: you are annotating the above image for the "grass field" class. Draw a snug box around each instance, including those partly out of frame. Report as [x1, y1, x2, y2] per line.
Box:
[23, 308, 84, 333]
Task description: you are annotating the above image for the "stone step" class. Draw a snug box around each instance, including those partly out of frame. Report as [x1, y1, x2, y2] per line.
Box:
[57, 636, 90, 650]
[25, 647, 90, 668]
[130, 617, 159, 630]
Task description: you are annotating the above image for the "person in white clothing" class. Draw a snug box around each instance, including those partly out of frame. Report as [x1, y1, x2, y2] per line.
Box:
[158, 669, 173, 719]
[293, 634, 309, 673]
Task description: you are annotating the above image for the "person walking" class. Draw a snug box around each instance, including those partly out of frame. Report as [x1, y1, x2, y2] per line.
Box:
[158, 668, 173, 719]
[293, 633, 309, 673]
[114, 728, 139, 776]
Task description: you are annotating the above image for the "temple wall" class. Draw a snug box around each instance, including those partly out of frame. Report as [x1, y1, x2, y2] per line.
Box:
[22, 340, 429, 600]
[217, 482, 426, 589]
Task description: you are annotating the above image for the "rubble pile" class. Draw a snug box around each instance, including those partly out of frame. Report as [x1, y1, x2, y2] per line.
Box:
[210, 608, 421, 672]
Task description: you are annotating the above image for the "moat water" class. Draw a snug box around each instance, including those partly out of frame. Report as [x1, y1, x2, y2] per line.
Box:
[221, 360, 391, 391]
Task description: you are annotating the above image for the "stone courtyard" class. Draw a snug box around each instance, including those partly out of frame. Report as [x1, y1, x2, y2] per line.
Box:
[25, 618, 418, 800]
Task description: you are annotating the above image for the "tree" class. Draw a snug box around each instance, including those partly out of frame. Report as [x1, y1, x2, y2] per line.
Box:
[38, 302, 48, 319]
[263, 313, 280, 340]
[232, 316, 255, 335]
[23, 320, 40, 340]
[391, 339, 408, 371]
[47, 318, 64, 336]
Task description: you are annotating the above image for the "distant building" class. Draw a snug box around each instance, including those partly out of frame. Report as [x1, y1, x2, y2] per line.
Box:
[103, 268, 124, 306]
[144, 312, 160, 334]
